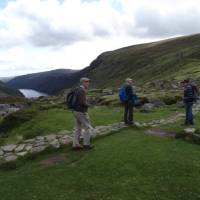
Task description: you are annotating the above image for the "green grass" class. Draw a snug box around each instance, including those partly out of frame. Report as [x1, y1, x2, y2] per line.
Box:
[0, 105, 181, 145]
[135, 105, 182, 123]
[160, 112, 200, 134]
[1, 128, 200, 200]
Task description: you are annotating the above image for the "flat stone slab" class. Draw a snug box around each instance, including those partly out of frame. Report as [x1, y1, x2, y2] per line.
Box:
[184, 128, 196, 134]
[24, 139, 35, 143]
[0, 149, 4, 156]
[4, 155, 18, 162]
[15, 144, 25, 153]
[1, 145, 17, 152]
[33, 141, 47, 147]
[30, 146, 47, 154]
[24, 145, 33, 151]
[16, 151, 28, 157]
[45, 134, 57, 141]
[49, 140, 60, 149]
[36, 136, 45, 141]
[146, 129, 176, 138]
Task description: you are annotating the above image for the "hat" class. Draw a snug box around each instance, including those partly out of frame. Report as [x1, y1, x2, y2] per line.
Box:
[125, 78, 133, 82]
[181, 79, 190, 84]
[80, 77, 90, 83]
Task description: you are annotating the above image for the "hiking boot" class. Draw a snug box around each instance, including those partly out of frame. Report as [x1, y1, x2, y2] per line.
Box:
[72, 145, 84, 151]
[83, 144, 95, 150]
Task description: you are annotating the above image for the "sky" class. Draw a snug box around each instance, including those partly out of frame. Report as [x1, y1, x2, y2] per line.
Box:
[1, 0, 200, 77]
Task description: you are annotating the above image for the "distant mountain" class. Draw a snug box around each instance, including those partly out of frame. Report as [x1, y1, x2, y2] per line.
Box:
[7, 34, 200, 94]
[0, 77, 15, 83]
[7, 69, 79, 95]
[0, 81, 24, 98]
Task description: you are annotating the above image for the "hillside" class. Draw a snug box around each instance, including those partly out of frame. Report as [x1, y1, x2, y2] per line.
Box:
[83, 34, 200, 88]
[7, 69, 79, 95]
[0, 81, 24, 98]
[7, 34, 200, 94]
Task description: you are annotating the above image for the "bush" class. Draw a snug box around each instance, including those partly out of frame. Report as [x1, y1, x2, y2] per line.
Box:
[0, 108, 38, 134]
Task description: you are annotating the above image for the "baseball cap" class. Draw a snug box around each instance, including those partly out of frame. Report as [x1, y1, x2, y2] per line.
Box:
[80, 77, 90, 83]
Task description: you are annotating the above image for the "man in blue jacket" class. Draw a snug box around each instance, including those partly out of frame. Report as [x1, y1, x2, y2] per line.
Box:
[124, 78, 134, 125]
[182, 79, 195, 125]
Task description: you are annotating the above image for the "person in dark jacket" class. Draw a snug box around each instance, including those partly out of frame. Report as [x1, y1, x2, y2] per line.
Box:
[72, 77, 94, 150]
[182, 79, 195, 125]
[124, 78, 134, 125]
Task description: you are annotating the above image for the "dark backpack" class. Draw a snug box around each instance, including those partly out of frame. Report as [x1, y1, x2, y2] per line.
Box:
[192, 85, 199, 101]
[66, 88, 78, 109]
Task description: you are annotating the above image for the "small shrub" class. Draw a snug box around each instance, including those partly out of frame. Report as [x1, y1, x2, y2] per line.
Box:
[0, 108, 38, 134]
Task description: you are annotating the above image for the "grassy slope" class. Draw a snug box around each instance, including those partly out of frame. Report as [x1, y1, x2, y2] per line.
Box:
[1, 128, 200, 200]
[85, 34, 200, 88]
[0, 105, 181, 145]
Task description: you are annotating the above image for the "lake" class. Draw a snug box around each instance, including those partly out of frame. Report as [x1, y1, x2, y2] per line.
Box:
[19, 89, 48, 98]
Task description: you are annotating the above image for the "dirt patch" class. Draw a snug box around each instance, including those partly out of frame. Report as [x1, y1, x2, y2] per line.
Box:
[39, 154, 68, 168]
[145, 128, 176, 138]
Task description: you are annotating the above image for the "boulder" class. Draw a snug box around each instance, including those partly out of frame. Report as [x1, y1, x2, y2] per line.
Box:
[141, 103, 154, 112]
[150, 100, 165, 108]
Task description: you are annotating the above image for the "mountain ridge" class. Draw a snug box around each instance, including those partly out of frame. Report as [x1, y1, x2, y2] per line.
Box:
[7, 34, 200, 94]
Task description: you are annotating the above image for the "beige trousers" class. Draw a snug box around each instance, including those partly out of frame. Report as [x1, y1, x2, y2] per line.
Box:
[72, 111, 93, 147]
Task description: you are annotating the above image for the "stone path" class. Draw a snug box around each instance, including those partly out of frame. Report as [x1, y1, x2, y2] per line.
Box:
[1, 103, 200, 164]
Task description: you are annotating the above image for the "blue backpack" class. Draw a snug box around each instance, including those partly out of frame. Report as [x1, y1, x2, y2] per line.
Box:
[119, 87, 127, 103]
[132, 94, 138, 106]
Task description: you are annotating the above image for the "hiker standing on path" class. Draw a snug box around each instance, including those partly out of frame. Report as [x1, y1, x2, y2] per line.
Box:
[72, 77, 94, 150]
[182, 79, 196, 125]
[123, 78, 135, 125]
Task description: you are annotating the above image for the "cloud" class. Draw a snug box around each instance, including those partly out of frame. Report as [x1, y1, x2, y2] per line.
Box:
[1, 0, 200, 76]
[133, 6, 200, 38]
[1, 0, 200, 49]
[0, 0, 122, 48]
[120, 0, 200, 38]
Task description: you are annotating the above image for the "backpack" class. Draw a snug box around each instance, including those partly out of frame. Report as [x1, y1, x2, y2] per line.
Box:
[119, 87, 127, 103]
[66, 88, 78, 109]
[192, 85, 199, 101]
[132, 94, 138, 106]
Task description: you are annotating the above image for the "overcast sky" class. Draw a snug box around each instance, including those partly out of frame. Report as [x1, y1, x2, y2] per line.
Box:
[1, 0, 200, 77]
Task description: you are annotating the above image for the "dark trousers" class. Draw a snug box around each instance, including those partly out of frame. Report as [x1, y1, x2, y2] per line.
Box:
[124, 100, 133, 124]
[185, 102, 194, 125]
